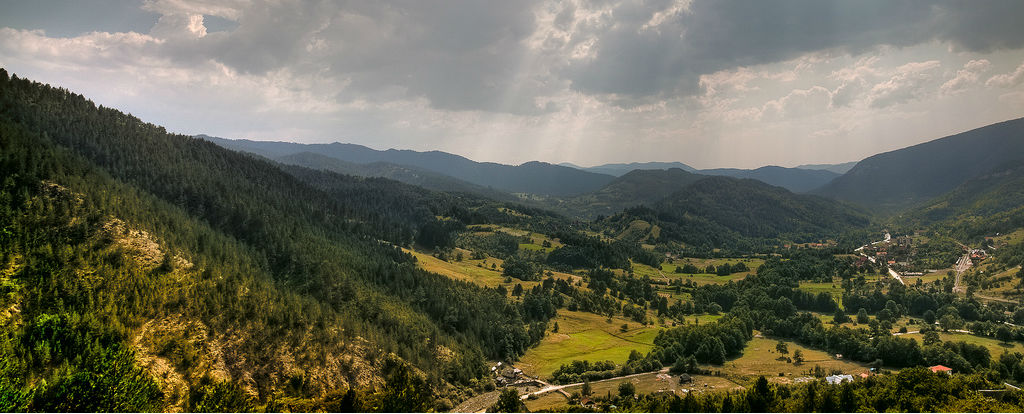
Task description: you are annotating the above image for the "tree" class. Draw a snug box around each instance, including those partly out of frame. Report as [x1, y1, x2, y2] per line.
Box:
[747, 376, 774, 412]
[490, 388, 525, 413]
[923, 309, 936, 325]
[776, 340, 789, 355]
[857, 308, 870, 324]
[793, 349, 804, 365]
[923, 330, 941, 346]
[581, 379, 592, 396]
[618, 381, 635, 397]
[512, 284, 524, 297]
[996, 325, 1014, 343]
[833, 308, 850, 324]
[939, 314, 964, 332]
[552, 322, 559, 333]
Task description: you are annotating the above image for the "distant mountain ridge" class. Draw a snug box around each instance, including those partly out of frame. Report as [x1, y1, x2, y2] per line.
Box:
[570, 161, 839, 193]
[815, 117, 1024, 211]
[796, 161, 858, 174]
[573, 161, 698, 176]
[275, 151, 516, 201]
[697, 166, 840, 193]
[553, 168, 706, 218]
[199, 135, 616, 196]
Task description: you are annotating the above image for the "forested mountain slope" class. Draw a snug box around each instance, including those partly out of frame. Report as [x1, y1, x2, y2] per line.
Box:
[552, 168, 706, 218]
[816, 117, 1024, 210]
[573, 161, 698, 176]
[598, 176, 869, 252]
[202, 135, 616, 196]
[275, 151, 515, 201]
[0, 69, 549, 411]
[906, 161, 1024, 241]
[697, 166, 840, 193]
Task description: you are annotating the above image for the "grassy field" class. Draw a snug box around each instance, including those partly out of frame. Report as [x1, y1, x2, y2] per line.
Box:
[406, 248, 509, 287]
[992, 228, 1024, 246]
[717, 336, 869, 386]
[910, 268, 953, 285]
[633, 261, 751, 286]
[518, 311, 664, 379]
[797, 280, 845, 307]
[901, 331, 1019, 356]
[405, 247, 582, 293]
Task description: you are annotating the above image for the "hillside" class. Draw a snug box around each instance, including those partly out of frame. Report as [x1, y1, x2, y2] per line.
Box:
[0, 69, 551, 411]
[599, 176, 869, 251]
[553, 168, 706, 218]
[816, 117, 1024, 210]
[275, 151, 516, 201]
[796, 161, 858, 174]
[574, 161, 698, 176]
[908, 161, 1024, 240]
[697, 166, 840, 193]
[569, 162, 840, 193]
[201, 136, 615, 196]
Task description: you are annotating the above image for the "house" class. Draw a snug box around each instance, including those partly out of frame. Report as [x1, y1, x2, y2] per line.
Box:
[859, 372, 871, 379]
[825, 374, 853, 385]
[580, 398, 595, 408]
[678, 373, 693, 384]
[930, 365, 953, 374]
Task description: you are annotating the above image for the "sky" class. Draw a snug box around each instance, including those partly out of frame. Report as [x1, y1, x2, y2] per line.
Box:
[2, 1, 1024, 169]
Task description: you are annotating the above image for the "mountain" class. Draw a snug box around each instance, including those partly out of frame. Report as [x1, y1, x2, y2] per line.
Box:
[201, 135, 616, 196]
[275, 151, 516, 201]
[553, 168, 706, 218]
[907, 160, 1024, 240]
[567, 162, 839, 193]
[599, 176, 869, 251]
[696, 165, 840, 193]
[0, 69, 549, 410]
[815, 117, 1024, 210]
[574, 161, 697, 176]
[796, 161, 858, 174]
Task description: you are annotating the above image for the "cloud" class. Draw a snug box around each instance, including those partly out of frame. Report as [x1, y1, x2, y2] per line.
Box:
[986, 61, 1024, 88]
[941, 59, 990, 94]
[562, 0, 1024, 105]
[867, 60, 941, 108]
[760, 86, 833, 119]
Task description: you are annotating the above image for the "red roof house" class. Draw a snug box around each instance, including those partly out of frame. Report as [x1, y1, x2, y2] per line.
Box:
[929, 365, 953, 374]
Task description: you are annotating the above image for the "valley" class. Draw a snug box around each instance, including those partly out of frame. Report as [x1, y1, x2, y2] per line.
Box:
[2, 69, 1024, 413]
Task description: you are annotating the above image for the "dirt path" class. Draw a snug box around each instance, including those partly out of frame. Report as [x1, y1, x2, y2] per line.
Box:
[520, 367, 671, 400]
[954, 254, 971, 293]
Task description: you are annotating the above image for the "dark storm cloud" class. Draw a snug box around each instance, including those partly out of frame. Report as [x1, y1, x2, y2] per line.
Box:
[146, 0, 546, 113]
[9, 0, 1024, 114]
[565, 0, 1024, 101]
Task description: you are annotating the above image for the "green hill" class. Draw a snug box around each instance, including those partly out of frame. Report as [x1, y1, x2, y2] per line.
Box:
[816, 117, 1024, 211]
[275, 151, 516, 201]
[555, 168, 706, 218]
[908, 161, 1024, 241]
[600, 176, 869, 251]
[202, 135, 616, 197]
[0, 69, 549, 411]
[698, 165, 840, 193]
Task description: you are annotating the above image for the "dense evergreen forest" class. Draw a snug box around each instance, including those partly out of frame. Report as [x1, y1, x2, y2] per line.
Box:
[0, 68, 571, 410]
